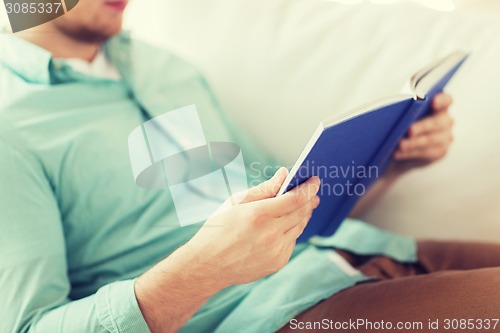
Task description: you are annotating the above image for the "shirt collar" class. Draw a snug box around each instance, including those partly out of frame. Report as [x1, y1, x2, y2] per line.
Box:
[0, 34, 53, 84]
[0, 31, 132, 85]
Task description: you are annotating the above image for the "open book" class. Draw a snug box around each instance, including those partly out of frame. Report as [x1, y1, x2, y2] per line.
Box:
[278, 51, 469, 243]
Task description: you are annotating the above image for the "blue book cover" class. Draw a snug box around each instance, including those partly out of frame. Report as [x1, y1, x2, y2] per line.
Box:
[278, 51, 469, 243]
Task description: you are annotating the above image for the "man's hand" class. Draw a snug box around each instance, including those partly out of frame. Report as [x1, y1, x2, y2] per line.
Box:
[187, 167, 320, 287]
[350, 93, 454, 218]
[135, 168, 320, 333]
[391, 93, 454, 174]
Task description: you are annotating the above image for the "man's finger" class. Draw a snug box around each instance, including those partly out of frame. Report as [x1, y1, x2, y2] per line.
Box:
[394, 146, 447, 161]
[284, 221, 307, 242]
[284, 215, 309, 240]
[281, 195, 319, 232]
[253, 176, 320, 217]
[233, 167, 289, 205]
[432, 93, 453, 113]
[398, 131, 453, 152]
[409, 112, 453, 137]
[283, 201, 316, 240]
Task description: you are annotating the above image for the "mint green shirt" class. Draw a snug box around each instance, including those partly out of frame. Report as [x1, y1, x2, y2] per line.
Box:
[0, 33, 417, 333]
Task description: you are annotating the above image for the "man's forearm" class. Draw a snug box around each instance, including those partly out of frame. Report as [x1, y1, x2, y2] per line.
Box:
[133, 171, 321, 332]
[134, 243, 223, 333]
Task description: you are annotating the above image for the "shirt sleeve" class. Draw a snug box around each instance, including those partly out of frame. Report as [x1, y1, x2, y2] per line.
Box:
[0, 136, 151, 333]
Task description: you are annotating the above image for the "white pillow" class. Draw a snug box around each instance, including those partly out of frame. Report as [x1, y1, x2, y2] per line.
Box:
[127, 0, 500, 241]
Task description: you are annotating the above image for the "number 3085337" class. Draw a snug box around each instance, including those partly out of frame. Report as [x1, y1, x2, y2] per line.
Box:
[5, 2, 63, 14]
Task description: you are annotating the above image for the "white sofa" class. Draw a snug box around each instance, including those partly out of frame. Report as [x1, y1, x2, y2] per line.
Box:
[124, 0, 500, 241]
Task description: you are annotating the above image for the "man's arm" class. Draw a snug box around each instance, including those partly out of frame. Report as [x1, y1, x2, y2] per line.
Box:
[135, 168, 320, 333]
[350, 93, 454, 218]
[0, 137, 141, 333]
[0, 134, 319, 333]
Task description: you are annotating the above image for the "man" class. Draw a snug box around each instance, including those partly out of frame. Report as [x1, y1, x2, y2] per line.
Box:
[1, 1, 499, 333]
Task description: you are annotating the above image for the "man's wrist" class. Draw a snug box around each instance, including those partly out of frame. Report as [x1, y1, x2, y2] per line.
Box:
[134, 243, 223, 333]
[171, 242, 228, 295]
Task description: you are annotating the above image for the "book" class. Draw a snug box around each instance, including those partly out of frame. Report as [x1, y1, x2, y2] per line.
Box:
[278, 51, 469, 243]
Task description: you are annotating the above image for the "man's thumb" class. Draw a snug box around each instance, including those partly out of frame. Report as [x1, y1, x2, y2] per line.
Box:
[234, 167, 289, 204]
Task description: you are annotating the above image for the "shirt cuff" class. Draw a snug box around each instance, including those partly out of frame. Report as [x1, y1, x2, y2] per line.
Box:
[95, 279, 151, 333]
